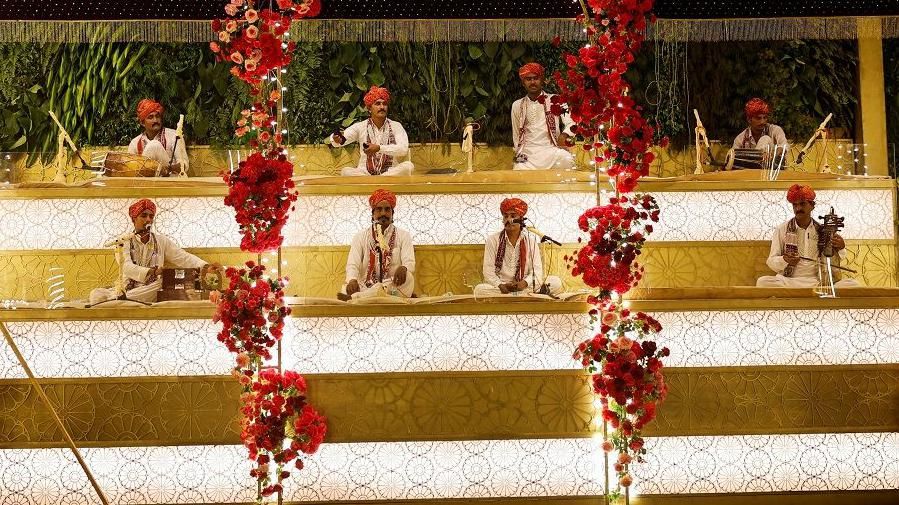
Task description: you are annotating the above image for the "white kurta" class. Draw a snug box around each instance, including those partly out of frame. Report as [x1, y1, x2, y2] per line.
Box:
[732, 124, 788, 150]
[127, 127, 190, 176]
[474, 230, 562, 296]
[756, 219, 861, 288]
[511, 93, 575, 171]
[343, 224, 416, 298]
[89, 232, 207, 304]
[330, 119, 414, 176]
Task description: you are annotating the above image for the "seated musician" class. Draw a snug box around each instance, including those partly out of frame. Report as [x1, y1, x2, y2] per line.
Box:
[89, 199, 216, 304]
[512, 63, 575, 171]
[733, 98, 788, 152]
[757, 185, 861, 288]
[127, 99, 189, 177]
[339, 189, 416, 300]
[474, 197, 563, 296]
[329, 86, 414, 176]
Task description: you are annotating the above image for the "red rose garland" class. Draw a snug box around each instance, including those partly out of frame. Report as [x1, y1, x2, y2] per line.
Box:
[211, 2, 325, 500]
[556, 0, 668, 495]
[240, 368, 327, 498]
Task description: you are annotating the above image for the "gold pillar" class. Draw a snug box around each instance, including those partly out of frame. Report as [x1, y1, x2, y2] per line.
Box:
[856, 17, 889, 176]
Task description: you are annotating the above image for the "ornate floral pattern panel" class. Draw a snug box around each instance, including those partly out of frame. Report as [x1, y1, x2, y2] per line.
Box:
[0, 320, 234, 379]
[633, 432, 899, 495]
[0, 189, 890, 249]
[0, 440, 603, 502]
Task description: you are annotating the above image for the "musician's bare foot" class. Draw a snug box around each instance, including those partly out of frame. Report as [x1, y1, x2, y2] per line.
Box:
[337, 292, 352, 301]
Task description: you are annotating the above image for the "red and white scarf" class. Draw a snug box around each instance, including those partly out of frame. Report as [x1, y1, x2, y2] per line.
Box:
[738, 124, 770, 149]
[515, 93, 559, 150]
[365, 119, 396, 175]
[495, 230, 527, 283]
[365, 225, 396, 287]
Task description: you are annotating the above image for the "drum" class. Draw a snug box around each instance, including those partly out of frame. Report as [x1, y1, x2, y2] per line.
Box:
[724, 148, 765, 170]
[91, 152, 161, 177]
[157, 266, 225, 302]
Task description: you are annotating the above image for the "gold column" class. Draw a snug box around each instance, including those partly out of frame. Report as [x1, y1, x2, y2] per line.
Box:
[856, 17, 889, 176]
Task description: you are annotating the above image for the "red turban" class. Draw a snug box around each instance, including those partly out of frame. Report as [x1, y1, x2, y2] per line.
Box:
[369, 189, 397, 208]
[363, 86, 390, 107]
[136, 99, 164, 122]
[518, 62, 545, 78]
[500, 198, 528, 217]
[786, 184, 816, 204]
[129, 198, 157, 219]
[744, 98, 770, 119]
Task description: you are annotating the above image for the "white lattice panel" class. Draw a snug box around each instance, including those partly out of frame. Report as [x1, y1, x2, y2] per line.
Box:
[0, 439, 602, 503]
[0, 189, 891, 249]
[2, 308, 898, 378]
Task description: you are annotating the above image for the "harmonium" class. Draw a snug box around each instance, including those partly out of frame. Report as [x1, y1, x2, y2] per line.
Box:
[158, 267, 225, 302]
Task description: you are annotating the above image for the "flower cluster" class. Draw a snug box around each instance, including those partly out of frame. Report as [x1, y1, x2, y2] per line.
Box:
[223, 152, 297, 253]
[569, 194, 659, 298]
[234, 91, 284, 153]
[573, 301, 669, 489]
[214, 261, 290, 361]
[239, 368, 327, 498]
[211, 0, 320, 86]
[553, 0, 664, 193]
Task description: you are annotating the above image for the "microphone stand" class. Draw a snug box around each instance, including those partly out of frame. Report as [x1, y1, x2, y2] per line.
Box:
[88, 227, 154, 307]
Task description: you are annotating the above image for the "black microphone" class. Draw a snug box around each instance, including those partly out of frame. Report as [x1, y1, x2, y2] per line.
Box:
[524, 218, 562, 246]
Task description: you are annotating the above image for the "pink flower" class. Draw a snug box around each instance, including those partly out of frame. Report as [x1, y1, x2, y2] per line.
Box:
[277, 0, 294, 8]
[224, 3, 238, 15]
[601, 311, 618, 327]
[601, 440, 614, 452]
[209, 41, 221, 53]
[218, 31, 231, 43]
[246, 25, 259, 39]
[226, 19, 238, 32]
[209, 290, 221, 303]
[237, 118, 247, 127]
[238, 374, 252, 385]
[236, 353, 251, 368]
[617, 452, 632, 465]
[245, 60, 257, 72]
[245, 9, 259, 22]
[231, 52, 244, 64]
[619, 474, 633, 487]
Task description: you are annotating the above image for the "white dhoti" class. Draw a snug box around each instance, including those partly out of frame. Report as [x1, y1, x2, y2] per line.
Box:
[340, 161, 415, 177]
[89, 279, 162, 305]
[142, 140, 170, 167]
[513, 147, 575, 171]
[474, 275, 563, 297]
[755, 275, 863, 288]
[341, 272, 416, 300]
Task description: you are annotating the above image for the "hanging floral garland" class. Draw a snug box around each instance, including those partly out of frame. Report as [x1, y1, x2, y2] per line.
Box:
[210, 1, 325, 502]
[556, 0, 669, 498]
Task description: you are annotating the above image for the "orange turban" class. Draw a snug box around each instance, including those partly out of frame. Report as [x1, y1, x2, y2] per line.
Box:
[500, 198, 528, 216]
[744, 98, 770, 119]
[786, 184, 816, 204]
[518, 63, 545, 78]
[369, 189, 397, 208]
[129, 198, 157, 219]
[363, 86, 390, 107]
[136, 99, 164, 122]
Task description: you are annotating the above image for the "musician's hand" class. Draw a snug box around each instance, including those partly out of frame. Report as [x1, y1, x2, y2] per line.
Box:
[832, 234, 845, 251]
[332, 132, 346, 145]
[393, 266, 407, 287]
[364, 143, 381, 155]
[346, 279, 360, 296]
[514, 280, 529, 291]
[557, 133, 572, 149]
[146, 266, 162, 283]
[784, 252, 800, 266]
[498, 283, 511, 294]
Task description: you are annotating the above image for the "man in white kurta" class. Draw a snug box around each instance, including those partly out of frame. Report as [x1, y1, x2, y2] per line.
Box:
[511, 62, 575, 171]
[127, 99, 189, 177]
[330, 86, 414, 177]
[757, 184, 861, 288]
[474, 197, 563, 297]
[732, 97, 788, 151]
[339, 189, 416, 300]
[89, 199, 209, 305]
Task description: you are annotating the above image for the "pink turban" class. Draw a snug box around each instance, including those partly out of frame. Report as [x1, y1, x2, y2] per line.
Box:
[744, 98, 770, 119]
[129, 198, 157, 219]
[136, 99, 164, 122]
[363, 86, 390, 107]
[500, 198, 528, 217]
[786, 184, 816, 204]
[518, 63, 545, 78]
[369, 189, 397, 208]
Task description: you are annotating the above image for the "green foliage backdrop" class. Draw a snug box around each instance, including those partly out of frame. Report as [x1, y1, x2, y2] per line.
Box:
[0, 39, 864, 154]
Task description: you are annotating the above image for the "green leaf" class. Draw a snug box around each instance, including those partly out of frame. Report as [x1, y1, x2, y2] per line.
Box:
[468, 45, 483, 59]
